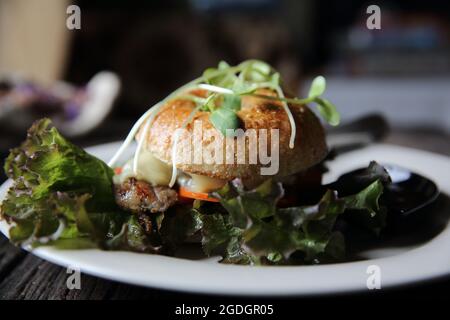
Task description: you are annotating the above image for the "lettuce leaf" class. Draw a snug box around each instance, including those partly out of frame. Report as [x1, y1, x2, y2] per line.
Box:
[159, 206, 203, 251]
[200, 165, 389, 265]
[0, 119, 158, 252]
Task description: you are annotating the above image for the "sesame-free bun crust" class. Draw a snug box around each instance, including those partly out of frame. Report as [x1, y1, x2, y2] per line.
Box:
[137, 89, 327, 185]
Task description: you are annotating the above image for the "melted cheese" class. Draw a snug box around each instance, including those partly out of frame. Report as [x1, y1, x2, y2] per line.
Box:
[189, 173, 226, 193]
[115, 149, 226, 193]
[117, 149, 172, 186]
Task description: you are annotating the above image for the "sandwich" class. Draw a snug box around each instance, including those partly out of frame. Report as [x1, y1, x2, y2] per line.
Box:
[112, 87, 328, 215]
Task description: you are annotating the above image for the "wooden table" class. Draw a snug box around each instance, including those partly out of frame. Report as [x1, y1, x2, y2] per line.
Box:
[1, 130, 449, 300]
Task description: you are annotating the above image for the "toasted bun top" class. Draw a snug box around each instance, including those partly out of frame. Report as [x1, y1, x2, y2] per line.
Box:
[136, 89, 327, 185]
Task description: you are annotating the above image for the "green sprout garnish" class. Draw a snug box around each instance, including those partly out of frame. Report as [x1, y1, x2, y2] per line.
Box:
[176, 60, 340, 139]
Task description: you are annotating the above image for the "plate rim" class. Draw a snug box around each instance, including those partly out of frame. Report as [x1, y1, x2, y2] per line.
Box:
[1, 142, 450, 296]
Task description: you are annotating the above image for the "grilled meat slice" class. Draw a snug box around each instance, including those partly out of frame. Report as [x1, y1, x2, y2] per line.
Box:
[114, 178, 177, 214]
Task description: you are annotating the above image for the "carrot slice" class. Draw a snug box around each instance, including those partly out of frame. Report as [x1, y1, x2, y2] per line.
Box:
[179, 186, 220, 202]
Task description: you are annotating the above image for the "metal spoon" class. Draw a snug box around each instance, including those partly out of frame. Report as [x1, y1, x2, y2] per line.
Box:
[326, 113, 389, 155]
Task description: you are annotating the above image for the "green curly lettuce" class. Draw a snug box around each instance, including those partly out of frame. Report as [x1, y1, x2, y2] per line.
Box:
[0, 119, 160, 252]
[198, 164, 388, 265]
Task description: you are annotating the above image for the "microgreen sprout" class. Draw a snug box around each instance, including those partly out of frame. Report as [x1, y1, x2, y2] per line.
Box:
[182, 60, 340, 143]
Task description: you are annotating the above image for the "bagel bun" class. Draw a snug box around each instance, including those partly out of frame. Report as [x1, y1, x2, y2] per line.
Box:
[136, 89, 327, 186]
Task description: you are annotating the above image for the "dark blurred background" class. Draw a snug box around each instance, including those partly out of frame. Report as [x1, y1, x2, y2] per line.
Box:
[66, 0, 450, 118]
[0, 0, 449, 176]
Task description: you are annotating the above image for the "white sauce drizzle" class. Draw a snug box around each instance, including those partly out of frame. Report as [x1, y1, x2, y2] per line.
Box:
[107, 107, 154, 167]
[168, 104, 202, 187]
[198, 83, 234, 94]
[133, 116, 152, 175]
[274, 86, 296, 149]
[107, 76, 206, 167]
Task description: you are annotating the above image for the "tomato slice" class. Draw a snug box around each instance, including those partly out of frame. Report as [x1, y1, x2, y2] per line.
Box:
[179, 186, 220, 202]
[114, 167, 123, 175]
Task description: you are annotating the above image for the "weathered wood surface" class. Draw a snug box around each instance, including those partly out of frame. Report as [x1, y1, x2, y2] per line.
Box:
[0, 130, 449, 300]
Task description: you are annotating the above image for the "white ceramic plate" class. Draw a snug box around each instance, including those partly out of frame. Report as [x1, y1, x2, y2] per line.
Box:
[1, 142, 450, 296]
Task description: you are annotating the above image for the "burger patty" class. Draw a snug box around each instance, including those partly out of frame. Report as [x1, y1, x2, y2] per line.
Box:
[114, 178, 178, 214]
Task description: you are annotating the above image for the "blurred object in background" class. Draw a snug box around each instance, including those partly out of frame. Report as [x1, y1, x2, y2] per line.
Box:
[58, 71, 120, 137]
[0, 0, 71, 84]
[312, 1, 450, 133]
[326, 7, 450, 76]
[0, 0, 121, 162]
[317, 77, 450, 133]
[0, 71, 120, 137]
